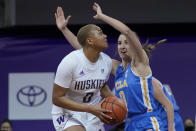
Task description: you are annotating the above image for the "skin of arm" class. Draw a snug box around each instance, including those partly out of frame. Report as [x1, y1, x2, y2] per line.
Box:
[55, 6, 122, 77]
[111, 59, 121, 76]
[55, 6, 81, 49]
[52, 83, 112, 123]
[52, 83, 91, 112]
[152, 78, 174, 131]
[100, 84, 115, 98]
[93, 3, 149, 66]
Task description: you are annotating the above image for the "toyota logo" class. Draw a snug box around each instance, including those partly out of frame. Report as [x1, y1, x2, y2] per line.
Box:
[17, 85, 47, 107]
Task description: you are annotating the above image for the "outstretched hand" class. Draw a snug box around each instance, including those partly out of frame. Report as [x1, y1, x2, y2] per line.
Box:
[93, 2, 103, 19]
[55, 6, 71, 31]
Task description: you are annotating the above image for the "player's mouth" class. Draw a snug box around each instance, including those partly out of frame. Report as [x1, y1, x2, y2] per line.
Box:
[120, 49, 127, 54]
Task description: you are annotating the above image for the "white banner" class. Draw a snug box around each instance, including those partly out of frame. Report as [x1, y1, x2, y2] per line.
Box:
[9, 72, 54, 120]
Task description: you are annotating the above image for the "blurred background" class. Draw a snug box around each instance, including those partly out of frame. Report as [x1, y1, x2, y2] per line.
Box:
[0, 0, 195, 130]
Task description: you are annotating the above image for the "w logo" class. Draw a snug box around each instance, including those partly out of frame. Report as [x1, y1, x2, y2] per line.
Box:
[57, 115, 65, 125]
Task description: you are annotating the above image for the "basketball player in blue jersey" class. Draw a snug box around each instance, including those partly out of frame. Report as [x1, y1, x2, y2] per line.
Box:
[142, 44, 184, 131]
[55, 4, 174, 131]
[153, 79, 184, 131]
[94, 3, 174, 131]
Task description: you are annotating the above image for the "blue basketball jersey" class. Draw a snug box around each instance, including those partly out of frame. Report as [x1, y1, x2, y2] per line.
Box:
[115, 64, 163, 130]
[154, 78, 184, 131]
[162, 85, 179, 112]
[156, 81, 180, 120]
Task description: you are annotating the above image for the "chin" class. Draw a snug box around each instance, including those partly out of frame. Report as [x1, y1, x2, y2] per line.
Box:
[102, 44, 108, 50]
[120, 55, 130, 61]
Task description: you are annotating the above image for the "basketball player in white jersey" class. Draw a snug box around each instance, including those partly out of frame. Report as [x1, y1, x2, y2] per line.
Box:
[52, 7, 115, 131]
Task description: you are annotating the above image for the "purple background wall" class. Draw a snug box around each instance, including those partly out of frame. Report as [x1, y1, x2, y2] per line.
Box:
[0, 36, 195, 130]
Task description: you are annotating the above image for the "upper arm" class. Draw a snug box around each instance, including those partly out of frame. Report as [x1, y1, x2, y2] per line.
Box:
[52, 84, 69, 102]
[53, 56, 74, 102]
[62, 28, 82, 50]
[125, 31, 149, 65]
[100, 84, 114, 98]
[152, 78, 171, 107]
[111, 59, 121, 76]
[54, 56, 74, 88]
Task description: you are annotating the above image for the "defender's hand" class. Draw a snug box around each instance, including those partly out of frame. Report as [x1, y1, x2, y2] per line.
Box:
[93, 2, 103, 19]
[55, 7, 71, 31]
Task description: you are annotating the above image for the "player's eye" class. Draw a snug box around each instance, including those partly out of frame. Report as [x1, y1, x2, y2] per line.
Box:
[125, 40, 128, 44]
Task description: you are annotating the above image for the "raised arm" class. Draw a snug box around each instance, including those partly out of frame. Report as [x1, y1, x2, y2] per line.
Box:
[93, 3, 148, 66]
[55, 6, 121, 77]
[152, 78, 174, 131]
[55, 6, 82, 49]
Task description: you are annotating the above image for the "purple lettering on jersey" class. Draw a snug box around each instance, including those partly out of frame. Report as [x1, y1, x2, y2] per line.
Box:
[86, 80, 90, 89]
[101, 69, 104, 73]
[75, 81, 80, 90]
[91, 80, 96, 89]
[81, 81, 85, 90]
[79, 70, 85, 76]
[99, 80, 105, 89]
[96, 79, 99, 88]
[56, 115, 65, 125]
[74, 79, 106, 90]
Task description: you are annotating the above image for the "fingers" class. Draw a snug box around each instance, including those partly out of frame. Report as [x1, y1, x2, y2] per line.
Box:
[59, 7, 64, 16]
[56, 6, 63, 16]
[100, 98, 105, 104]
[101, 108, 112, 113]
[99, 112, 113, 124]
[94, 2, 99, 7]
[101, 112, 113, 120]
[93, 15, 97, 19]
[93, 4, 97, 11]
[57, 7, 60, 16]
[93, 2, 100, 11]
[99, 115, 110, 124]
[66, 15, 71, 21]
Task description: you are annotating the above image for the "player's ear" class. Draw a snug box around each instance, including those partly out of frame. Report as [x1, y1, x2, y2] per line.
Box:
[86, 37, 94, 46]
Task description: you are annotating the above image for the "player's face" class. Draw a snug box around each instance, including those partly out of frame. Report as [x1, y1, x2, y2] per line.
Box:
[89, 26, 108, 51]
[0, 122, 12, 131]
[117, 34, 131, 61]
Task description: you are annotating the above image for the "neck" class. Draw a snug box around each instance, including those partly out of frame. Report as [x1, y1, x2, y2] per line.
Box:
[83, 47, 100, 63]
[122, 60, 129, 70]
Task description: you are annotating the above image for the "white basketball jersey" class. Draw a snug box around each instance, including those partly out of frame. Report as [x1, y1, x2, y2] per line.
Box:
[52, 49, 112, 114]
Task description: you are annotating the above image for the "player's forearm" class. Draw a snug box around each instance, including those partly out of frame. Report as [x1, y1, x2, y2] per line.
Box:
[98, 14, 145, 62]
[98, 14, 130, 35]
[164, 101, 174, 131]
[61, 27, 82, 49]
[53, 96, 89, 112]
[101, 85, 115, 98]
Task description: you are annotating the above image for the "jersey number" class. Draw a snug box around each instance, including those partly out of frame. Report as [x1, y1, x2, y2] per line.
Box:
[119, 91, 127, 107]
[83, 92, 94, 103]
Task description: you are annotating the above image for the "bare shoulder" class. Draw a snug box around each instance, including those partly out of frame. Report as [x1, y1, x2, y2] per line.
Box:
[152, 77, 162, 91]
[112, 59, 121, 67]
[111, 59, 121, 76]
